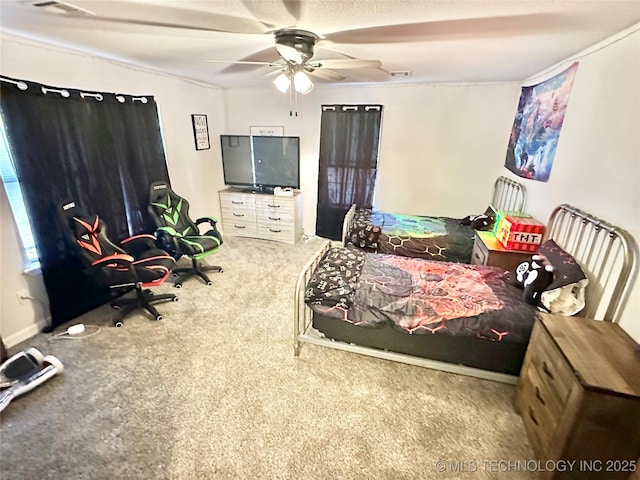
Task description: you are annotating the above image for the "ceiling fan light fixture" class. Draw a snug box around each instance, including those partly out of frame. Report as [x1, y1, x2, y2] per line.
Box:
[275, 44, 303, 64]
[293, 71, 314, 94]
[274, 29, 318, 65]
[273, 73, 290, 94]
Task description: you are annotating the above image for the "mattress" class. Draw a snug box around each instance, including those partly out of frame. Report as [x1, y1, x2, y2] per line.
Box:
[304, 246, 540, 374]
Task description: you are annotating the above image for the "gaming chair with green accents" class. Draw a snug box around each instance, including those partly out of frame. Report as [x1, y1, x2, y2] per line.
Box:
[148, 181, 223, 288]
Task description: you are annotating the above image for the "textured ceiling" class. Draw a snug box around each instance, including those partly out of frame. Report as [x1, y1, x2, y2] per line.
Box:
[1, 0, 639, 89]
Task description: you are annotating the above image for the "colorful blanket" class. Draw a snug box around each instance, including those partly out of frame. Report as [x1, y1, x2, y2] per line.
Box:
[306, 246, 539, 344]
[346, 209, 475, 263]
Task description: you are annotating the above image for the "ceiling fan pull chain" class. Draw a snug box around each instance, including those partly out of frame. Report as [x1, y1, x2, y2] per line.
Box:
[289, 80, 294, 116]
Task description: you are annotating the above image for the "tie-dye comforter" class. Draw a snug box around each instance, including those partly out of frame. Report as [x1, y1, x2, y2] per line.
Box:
[345, 208, 475, 263]
[305, 246, 538, 344]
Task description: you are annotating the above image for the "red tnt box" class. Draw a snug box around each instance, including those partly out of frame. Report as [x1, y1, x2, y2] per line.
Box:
[496, 216, 546, 252]
[493, 210, 531, 236]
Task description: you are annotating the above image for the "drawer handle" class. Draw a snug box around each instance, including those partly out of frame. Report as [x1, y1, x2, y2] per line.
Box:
[542, 361, 555, 380]
[474, 252, 481, 260]
[267, 204, 280, 208]
[231, 201, 244, 205]
[268, 216, 281, 221]
[233, 213, 244, 217]
[528, 408, 539, 426]
[234, 225, 246, 229]
[269, 228, 282, 233]
[534, 386, 546, 405]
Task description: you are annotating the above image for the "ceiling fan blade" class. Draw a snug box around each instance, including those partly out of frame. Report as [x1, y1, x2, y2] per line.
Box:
[206, 61, 281, 66]
[281, 0, 302, 22]
[264, 68, 286, 78]
[341, 68, 391, 82]
[210, 47, 282, 73]
[306, 68, 346, 82]
[46, 3, 274, 34]
[240, 0, 302, 26]
[324, 13, 571, 44]
[308, 59, 382, 70]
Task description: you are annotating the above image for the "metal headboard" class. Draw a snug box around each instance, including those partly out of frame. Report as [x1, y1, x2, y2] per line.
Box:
[545, 204, 636, 323]
[491, 176, 527, 213]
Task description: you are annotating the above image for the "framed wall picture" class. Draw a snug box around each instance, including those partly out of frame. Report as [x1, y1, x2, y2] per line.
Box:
[191, 114, 210, 150]
[250, 126, 284, 137]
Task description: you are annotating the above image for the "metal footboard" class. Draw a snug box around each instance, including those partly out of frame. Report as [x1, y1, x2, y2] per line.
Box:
[341, 204, 357, 246]
[294, 240, 332, 356]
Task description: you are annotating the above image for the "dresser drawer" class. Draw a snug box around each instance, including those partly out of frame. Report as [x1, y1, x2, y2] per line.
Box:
[221, 219, 258, 237]
[471, 238, 487, 265]
[527, 325, 575, 408]
[255, 196, 295, 213]
[256, 208, 295, 225]
[220, 193, 256, 213]
[518, 365, 560, 456]
[222, 210, 255, 223]
[257, 224, 295, 244]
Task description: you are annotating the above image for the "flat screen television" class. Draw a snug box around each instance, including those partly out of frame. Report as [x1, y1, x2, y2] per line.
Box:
[220, 135, 300, 192]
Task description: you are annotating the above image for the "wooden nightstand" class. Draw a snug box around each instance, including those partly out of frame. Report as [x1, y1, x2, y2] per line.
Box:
[470, 230, 533, 270]
[514, 314, 640, 480]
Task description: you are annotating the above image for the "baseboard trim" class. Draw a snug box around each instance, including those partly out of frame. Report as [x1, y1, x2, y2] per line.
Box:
[3, 318, 48, 349]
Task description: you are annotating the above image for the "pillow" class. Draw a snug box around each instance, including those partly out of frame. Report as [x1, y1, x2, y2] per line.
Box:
[536, 239, 587, 290]
[510, 240, 588, 315]
[536, 239, 588, 315]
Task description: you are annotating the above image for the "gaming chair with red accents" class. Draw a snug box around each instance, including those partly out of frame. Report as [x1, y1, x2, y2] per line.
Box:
[60, 201, 178, 327]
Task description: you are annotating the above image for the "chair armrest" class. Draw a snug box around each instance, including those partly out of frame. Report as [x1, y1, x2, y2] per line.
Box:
[91, 253, 134, 269]
[195, 216, 218, 228]
[119, 234, 157, 257]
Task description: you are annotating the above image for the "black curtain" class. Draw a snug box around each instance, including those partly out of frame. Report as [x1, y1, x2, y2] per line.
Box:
[0, 76, 170, 330]
[316, 105, 382, 240]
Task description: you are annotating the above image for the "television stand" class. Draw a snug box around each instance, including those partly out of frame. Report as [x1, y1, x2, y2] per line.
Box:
[218, 188, 303, 245]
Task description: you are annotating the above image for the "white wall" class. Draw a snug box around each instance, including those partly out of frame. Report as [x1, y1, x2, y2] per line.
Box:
[518, 28, 640, 341]
[1, 26, 638, 344]
[0, 33, 226, 345]
[224, 82, 521, 236]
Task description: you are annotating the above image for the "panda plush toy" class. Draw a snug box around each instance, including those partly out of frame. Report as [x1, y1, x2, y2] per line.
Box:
[460, 214, 493, 231]
[514, 254, 555, 311]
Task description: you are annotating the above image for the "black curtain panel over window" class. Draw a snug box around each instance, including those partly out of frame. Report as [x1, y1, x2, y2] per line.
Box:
[315, 105, 382, 240]
[0, 76, 170, 330]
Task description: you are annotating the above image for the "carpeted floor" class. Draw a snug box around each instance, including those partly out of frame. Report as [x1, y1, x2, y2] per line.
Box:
[0, 236, 537, 479]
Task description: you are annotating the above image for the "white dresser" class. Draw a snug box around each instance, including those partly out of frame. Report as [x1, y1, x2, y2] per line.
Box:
[218, 188, 303, 245]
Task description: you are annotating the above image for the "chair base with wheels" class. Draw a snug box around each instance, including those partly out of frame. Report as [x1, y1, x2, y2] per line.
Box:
[111, 282, 178, 327]
[173, 257, 224, 288]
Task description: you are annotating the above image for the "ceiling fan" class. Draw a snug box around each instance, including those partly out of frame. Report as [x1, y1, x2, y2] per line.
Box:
[27, 0, 571, 94]
[206, 28, 386, 95]
[29, 1, 390, 93]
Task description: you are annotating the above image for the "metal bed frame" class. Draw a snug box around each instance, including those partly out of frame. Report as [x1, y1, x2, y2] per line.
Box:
[341, 175, 527, 245]
[296, 204, 635, 384]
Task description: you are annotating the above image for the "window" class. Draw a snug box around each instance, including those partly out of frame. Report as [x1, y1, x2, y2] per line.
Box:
[0, 115, 40, 272]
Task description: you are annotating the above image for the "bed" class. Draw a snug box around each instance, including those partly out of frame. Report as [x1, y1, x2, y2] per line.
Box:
[295, 204, 635, 384]
[342, 175, 527, 262]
